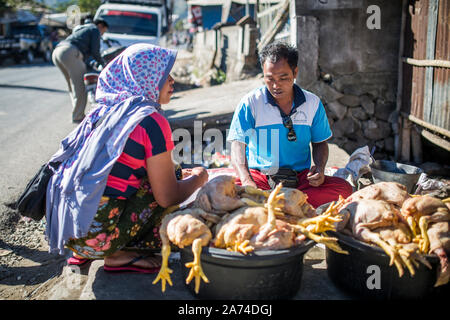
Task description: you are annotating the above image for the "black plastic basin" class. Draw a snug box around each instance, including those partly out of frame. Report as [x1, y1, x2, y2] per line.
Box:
[179, 240, 315, 300]
[316, 202, 449, 299]
[325, 231, 449, 299]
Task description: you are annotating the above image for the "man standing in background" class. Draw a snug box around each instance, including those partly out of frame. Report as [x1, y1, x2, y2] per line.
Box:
[52, 19, 108, 123]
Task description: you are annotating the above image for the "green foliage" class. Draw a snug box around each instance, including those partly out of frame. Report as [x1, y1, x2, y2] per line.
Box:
[52, 0, 100, 14]
[53, 0, 77, 12]
[1, 0, 51, 15]
[0, 0, 8, 10]
[78, 0, 101, 15]
[1, 0, 44, 10]
[214, 68, 226, 84]
[174, 19, 184, 31]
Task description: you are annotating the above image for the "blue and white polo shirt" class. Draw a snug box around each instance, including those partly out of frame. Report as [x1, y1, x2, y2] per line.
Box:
[227, 84, 332, 173]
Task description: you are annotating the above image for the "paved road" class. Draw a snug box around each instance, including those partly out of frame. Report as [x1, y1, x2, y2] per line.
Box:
[0, 61, 80, 211]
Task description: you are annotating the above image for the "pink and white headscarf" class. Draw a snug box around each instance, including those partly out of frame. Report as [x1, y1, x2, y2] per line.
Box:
[46, 44, 178, 254]
[94, 43, 177, 115]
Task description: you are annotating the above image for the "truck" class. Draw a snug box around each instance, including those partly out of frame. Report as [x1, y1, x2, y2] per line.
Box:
[93, 0, 172, 48]
[0, 24, 54, 64]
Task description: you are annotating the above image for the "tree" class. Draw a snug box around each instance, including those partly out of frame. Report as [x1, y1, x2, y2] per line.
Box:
[53, 0, 78, 13]
[1, 0, 49, 14]
[78, 0, 101, 15]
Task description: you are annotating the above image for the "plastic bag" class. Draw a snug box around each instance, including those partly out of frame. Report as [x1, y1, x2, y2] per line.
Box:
[332, 146, 373, 187]
[414, 173, 449, 197]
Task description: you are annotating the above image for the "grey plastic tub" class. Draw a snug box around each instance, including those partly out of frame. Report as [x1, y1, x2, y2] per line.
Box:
[370, 160, 423, 193]
[179, 240, 315, 300]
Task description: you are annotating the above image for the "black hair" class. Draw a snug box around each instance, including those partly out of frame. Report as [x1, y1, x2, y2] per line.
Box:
[259, 41, 298, 73]
[94, 18, 109, 29]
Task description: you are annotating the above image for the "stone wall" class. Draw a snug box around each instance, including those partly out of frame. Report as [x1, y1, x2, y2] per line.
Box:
[191, 22, 259, 86]
[292, 0, 402, 159]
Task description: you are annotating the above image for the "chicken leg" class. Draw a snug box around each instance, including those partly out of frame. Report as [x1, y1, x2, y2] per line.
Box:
[290, 224, 348, 254]
[152, 242, 173, 292]
[418, 215, 430, 253]
[255, 183, 283, 242]
[407, 216, 419, 238]
[396, 247, 417, 277]
[298, 199, 346, 233]
[185, 237, 210, 294]
[236, 185, 271, 198]
[360, 228, 405, 277]
[396, 245, 432, 277]
[227, 239, 255, 254]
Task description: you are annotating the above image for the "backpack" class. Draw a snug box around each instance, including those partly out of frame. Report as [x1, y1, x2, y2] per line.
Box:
[15, 161, 61, 221]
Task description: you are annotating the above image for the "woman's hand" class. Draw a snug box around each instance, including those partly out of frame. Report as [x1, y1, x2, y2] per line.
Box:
[147, 152, 206, 208]
[190, 166, 209, 187]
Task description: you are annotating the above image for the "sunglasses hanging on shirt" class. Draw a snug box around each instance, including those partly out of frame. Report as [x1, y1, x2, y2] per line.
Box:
[282, 114, 297, 142]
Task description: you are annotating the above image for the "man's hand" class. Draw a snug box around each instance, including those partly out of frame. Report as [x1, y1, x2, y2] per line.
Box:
[306, 165, 325, 187]
[230, 140, 257, 188]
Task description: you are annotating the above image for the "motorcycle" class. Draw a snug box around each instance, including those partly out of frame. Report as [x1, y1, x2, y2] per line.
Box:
[84, 38, 125, 106]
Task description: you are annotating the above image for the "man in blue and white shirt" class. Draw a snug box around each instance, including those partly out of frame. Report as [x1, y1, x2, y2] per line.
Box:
[227, 42, 352, 208]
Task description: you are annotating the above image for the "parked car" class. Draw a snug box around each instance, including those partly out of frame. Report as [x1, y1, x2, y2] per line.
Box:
[0, 24, 54, 64]
[93, 0, 172, 48]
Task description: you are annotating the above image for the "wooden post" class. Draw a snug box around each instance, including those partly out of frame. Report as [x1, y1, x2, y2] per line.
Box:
[394, 0, 407, 161]
[394, 113, 403, 161]
[256, 0, 290, 52]
[411, 125, 423, 164]
[401, 118, 412, 162]
[423, 0, 439, 122]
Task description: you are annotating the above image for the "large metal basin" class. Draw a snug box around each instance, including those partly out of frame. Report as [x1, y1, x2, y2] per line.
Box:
[370, 160, 423, 193]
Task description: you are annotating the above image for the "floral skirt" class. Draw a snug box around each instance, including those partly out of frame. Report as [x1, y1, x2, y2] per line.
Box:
[66, 169, 182, 259]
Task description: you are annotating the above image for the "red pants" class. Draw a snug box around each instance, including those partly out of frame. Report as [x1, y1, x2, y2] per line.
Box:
[235, 169, 353, 208]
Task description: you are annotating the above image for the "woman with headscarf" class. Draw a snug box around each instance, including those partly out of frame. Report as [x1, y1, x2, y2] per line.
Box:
[45, 43, 208, 272]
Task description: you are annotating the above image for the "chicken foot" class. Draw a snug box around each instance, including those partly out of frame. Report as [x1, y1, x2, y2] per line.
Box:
[185, 237, 210, 294]
[406, 216, 419, 238]
[417, 216, 431, 254]
[396, 245, 432, 277]
[298, 199, 346, 233]
[255, 183, 284, 243]
[236, 185, 271, 198]
[289, 223, 348, 254]
[360, 228, 405, 277]
[237, 185, 270, 208]
[396, 247, 417, 277]
[226, 239, 255, 254]
[152, 243, 173, 292]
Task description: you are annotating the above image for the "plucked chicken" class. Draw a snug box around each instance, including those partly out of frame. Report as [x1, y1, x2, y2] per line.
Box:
[338, 199, 430, 277]
[400, 195, 450, 286]
[213, 206, 304, 253]
[155, 175, 349, 294]
[194, 175, 265, 214]
[214, 183, 348, 254]
[153, 208, 221, 293]
[346, 181, 410, 207]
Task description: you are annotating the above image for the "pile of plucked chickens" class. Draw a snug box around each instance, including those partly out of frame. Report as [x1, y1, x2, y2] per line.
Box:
[152, 176, 450, 294]
[153, 175, 348, 294]
[331, 181, 450, 287]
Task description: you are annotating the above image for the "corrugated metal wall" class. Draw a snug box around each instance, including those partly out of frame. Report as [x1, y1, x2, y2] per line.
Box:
[431, 0, 449, 131]
[402, 0, 449, 135]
